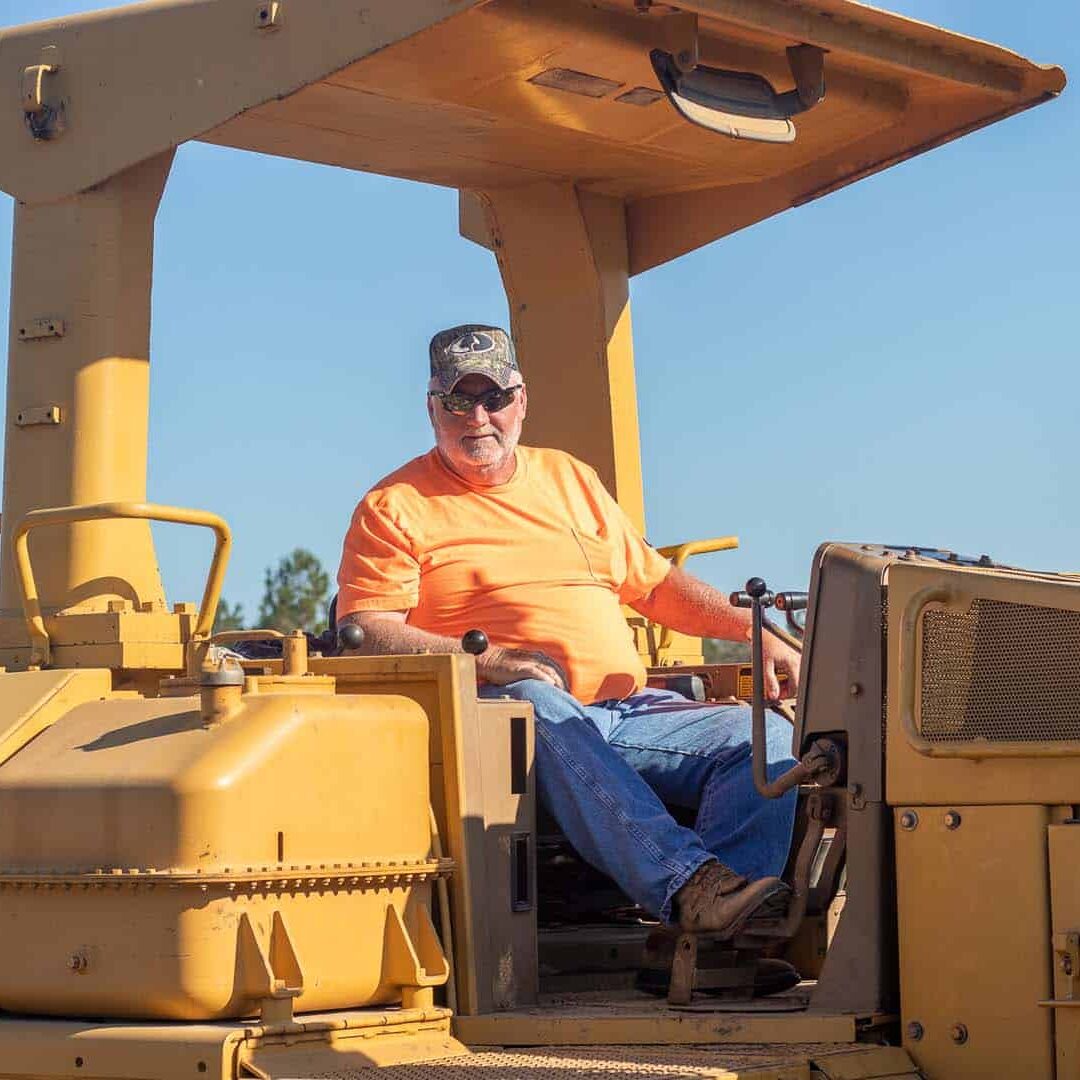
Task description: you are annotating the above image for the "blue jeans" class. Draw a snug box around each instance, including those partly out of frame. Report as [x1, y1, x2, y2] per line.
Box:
[479, 681, 798, 922]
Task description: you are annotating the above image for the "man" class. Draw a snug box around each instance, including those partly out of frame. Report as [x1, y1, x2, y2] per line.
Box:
[337, 324, 801, 941]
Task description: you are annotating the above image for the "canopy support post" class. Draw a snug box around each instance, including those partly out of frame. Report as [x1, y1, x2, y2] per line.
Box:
[0, 150, 175, 627]
[468, 184, 647, 534]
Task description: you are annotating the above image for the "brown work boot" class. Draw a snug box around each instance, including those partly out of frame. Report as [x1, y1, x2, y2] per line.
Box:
[674, 860, 791, 938]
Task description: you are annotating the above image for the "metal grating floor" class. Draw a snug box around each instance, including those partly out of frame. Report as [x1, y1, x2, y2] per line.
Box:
[307, 1043, 857, 1078]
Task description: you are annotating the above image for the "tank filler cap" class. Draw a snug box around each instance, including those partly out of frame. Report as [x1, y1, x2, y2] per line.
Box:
[199, 649, 245, 687]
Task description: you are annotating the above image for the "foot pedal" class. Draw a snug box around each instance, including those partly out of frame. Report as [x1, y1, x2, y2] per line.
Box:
[667, 933, 697, 1006]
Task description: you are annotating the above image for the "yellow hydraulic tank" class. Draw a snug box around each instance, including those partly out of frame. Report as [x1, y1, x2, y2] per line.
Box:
[0, 684, 443, 1021]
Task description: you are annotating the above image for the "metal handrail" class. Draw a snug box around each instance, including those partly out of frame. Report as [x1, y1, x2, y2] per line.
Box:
[12, 501, 231, 667]
[657, 535, 740, 569]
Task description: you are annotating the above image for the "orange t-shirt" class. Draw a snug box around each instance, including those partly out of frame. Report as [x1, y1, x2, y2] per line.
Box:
[336, 446, 672, 703]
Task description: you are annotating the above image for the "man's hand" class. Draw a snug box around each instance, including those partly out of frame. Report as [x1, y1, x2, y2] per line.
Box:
[762, 632, 801, 701]
[477, 645, 569, 691]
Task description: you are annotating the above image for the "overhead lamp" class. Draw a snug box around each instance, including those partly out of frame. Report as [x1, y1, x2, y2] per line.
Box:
[650, 44, 825, 143]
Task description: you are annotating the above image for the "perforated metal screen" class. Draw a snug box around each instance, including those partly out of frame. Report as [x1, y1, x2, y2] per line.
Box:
[920, 598, 1080, 744]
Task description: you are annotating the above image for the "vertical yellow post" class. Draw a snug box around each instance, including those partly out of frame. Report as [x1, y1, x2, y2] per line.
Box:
[0, 151, 174, 626]
[475, 184, 646, 533]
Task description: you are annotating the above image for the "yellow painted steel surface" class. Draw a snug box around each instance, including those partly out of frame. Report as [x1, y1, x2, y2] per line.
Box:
[0, 152, 173, 624]
[0, 685, 440, 1020]
[477, 185, 646, 530]
[0, 1, 1065, 626]
[0, 1022, 913, 1079]
[885, 560, 1080, 805]
[0, 667, 111, 766]
[0, 1007, 465, 1080]
[1048, 824, 1080, 1076]
[895, 804, 1055, 1079]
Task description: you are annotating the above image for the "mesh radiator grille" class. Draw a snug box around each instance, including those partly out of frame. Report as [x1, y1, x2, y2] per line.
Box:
[920, 598, 1080, 744]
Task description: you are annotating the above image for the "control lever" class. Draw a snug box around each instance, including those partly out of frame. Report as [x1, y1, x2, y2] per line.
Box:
[774, 591, 809, 638]
[337, 622, 365, 652]
[729, 577, 841, 799]
[462, 629, 489, 656]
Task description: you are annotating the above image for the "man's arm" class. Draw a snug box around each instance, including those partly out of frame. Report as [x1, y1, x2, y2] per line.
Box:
[631, 566, 801, 699]
[338, 610, 569, 690]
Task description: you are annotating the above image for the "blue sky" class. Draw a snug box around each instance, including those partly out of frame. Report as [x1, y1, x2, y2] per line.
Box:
[1, 2, 1077, 622]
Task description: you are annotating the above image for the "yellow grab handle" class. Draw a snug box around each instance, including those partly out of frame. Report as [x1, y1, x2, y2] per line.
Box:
[12, 501, 231, 667]
[655, 536, 740, 655]
[657, 535, 739, 569]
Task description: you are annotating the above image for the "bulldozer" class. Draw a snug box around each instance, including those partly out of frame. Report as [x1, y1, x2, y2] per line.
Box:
[0, 0, 1072, 1076]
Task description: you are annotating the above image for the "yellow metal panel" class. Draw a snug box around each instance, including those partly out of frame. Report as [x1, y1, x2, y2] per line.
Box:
[0, 0, 488, 205]
[241, 1018, 467, 1075]
[0, 689, 437, 1020]
[0, 667, 111, 766]
[6, 641, 186, 671]
[0, 1016, 243, 1080]
[895, 804, 1053, 1079]
[810, 1046, 918, 1078]
[1048, 824, 1080, 1077]
[886, 561, 1080, 806]
[311, 652, 490, 1017]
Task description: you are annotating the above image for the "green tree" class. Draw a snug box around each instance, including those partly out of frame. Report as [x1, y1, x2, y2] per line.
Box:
[213, 599, 246, 633]
[702, 638, 750, 663]
[257, 548, 331, 633]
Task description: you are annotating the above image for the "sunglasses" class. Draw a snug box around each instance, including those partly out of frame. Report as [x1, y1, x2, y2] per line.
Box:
[430, 385, 523, 416]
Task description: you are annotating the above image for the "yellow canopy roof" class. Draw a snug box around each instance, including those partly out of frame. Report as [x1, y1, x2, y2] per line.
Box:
[0, 0, 1064, 271]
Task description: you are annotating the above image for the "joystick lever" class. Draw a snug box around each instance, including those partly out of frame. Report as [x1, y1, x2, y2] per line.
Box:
[729, 577, 839, 799]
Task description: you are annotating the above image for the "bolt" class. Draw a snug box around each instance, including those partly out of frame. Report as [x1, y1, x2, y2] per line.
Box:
[849, 682, 862, 697]
[906, 1020, 924, 1042]
[899, 810, 919, 831]
[944, 810, 962, 830]
[67, 952, 87, 973]
[1062, 955, 1074, 976]
[950, 1023, 969, 1045]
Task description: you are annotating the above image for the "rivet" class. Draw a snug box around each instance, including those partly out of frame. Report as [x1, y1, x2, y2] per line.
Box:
[849, 682, 862, 697]
[899, 810, 919, 831]
[944, 810, 962, 830]
[950, 1023, 969, 1045]
[906, 1020, 924, 1042]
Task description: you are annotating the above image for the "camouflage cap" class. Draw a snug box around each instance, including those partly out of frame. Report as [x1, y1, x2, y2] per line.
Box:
[428, 324, 521, 393]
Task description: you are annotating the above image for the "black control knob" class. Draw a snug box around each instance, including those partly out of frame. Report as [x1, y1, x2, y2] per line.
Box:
[462, 629, 489, 656]
[337, 623, 365, 651]
[746, 577, 768, 599]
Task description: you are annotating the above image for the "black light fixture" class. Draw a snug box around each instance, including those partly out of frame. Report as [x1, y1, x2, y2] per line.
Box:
[650, 44, 825, 143]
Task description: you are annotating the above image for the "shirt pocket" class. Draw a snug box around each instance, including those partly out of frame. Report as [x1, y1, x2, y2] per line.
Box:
[570, 528, 622, 588]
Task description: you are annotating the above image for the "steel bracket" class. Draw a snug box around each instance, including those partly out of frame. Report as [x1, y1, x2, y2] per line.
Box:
[255, 2, 283, 30]
[15, 406, 61, 428]
[22, 47, 63, 140]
